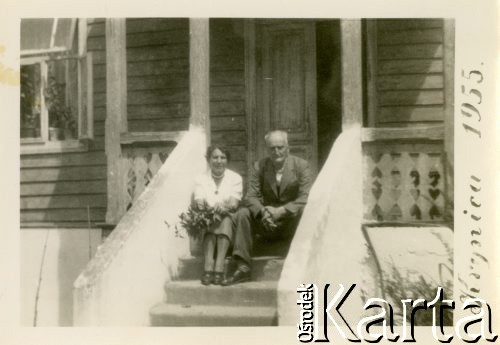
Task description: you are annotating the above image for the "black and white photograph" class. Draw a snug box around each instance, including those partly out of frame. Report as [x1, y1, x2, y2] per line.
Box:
[0, 0, 498, 343]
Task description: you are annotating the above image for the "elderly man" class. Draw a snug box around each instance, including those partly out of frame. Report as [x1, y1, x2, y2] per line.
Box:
[222, 130, 313, 285]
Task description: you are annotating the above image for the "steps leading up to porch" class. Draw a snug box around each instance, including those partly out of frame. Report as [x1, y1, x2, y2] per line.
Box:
[150, 304, 278, 327]
[164, 280, 278, 307]
[149, 255, 285, 326]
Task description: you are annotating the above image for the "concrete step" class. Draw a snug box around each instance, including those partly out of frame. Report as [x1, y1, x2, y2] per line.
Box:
[150, 303, 278, 326]
[165, 280, 277, 307]
[176, 256, 285, 281]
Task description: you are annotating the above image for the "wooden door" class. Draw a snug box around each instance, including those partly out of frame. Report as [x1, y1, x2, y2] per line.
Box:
[252, 20, 318, 171]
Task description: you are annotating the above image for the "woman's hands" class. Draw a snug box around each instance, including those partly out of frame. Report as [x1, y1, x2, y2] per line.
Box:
[215, 196, 239, 215]
[194, 196, 239, 216]
[224, 196, 239, 211]
[213, 203, 229, 215]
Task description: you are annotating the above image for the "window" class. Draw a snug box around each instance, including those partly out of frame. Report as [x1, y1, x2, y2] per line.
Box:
[21, 18, 93, 152]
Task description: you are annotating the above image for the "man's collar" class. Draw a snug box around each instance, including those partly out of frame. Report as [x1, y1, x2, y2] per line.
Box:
[270, 155, 289, 173]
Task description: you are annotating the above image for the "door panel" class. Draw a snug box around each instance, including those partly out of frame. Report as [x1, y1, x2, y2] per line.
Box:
[255, 21, 318, 171]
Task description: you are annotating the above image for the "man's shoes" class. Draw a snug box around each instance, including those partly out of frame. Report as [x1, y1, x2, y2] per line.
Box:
[221, 267, 251, 286]
[201, 271, 214, 285]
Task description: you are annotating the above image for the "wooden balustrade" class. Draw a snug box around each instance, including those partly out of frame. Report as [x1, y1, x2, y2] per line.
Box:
[363, 141, 446, 223]
[118, 131, 186, 213]
[361, 125, 449, 224]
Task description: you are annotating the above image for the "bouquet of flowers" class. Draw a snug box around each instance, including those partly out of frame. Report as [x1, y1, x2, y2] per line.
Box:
[179, 200, 223, 240]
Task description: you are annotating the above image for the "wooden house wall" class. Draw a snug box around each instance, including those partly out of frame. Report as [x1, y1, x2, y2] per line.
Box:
[119, 18, 247, 178]
[20, 18, 248, 227]
[122, 18, 248, 177]
[209, 19, 247, 178]
[20, 19, 107, 227]
[369, 19, 447, 127]
[124, 18, 190, 133]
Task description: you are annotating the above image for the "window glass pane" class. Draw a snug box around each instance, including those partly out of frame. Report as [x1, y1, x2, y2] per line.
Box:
[54, 19, 75, 49]
[20, 19, 54, 51]
[21, 18, 75, 52]
[20, 64, 42, 138]
[46, 59, 78, 140]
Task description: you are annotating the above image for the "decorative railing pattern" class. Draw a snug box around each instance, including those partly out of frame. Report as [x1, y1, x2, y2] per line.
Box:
[112, 131, 186, 218]
[123, 147, 174, 211]
[363, 142, 445, 222]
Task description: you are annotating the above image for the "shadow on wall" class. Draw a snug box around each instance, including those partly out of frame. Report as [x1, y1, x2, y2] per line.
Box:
[21, 228, 100, 326]
[316, 20, 342, 169]
[57, 229, 101, 326]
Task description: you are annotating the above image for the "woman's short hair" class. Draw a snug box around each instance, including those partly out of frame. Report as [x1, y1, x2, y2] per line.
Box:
[205, 145, 231, 162]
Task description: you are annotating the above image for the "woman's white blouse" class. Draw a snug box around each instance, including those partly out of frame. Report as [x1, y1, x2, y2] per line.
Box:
[193, 169, 243, 207]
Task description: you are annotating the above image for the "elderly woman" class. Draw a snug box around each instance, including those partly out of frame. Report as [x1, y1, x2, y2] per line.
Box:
[193, 145, 243, 285]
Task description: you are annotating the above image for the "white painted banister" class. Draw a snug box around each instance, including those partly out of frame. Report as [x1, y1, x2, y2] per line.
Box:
[278, 126, 378, 326]
[73, 129, 206, 326]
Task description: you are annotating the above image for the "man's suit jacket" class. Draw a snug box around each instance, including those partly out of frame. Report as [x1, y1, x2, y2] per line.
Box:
[244, 154, 313, 218]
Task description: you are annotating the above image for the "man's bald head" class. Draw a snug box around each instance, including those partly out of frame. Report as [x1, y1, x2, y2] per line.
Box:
[264, 130, 288, 146]
[265, 130, 289, 167]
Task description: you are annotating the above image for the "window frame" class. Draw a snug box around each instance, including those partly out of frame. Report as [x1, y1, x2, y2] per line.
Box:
[20, 18, 93, 155]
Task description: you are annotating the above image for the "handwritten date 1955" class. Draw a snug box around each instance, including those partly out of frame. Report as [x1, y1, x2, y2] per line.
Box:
[460, 67, 483, 138]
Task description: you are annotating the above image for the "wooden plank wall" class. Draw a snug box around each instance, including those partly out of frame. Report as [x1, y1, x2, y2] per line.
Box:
[20, 18, 249, 227]
[121, 18, 247, 175]
[370, 19, 446, 127]
[124, 18, 190, 132]
[210, 19, 247, 178]
[20, 19, 107, 227]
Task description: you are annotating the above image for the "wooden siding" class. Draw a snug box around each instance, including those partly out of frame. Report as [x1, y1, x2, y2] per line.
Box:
[363, 19, 454, 224]
[210, 19, 247, 178]
[368, 19, 447, 127]
[124, 18, 247, 177]
[125, 18, 190, 133]
[20, 19, 107, 227]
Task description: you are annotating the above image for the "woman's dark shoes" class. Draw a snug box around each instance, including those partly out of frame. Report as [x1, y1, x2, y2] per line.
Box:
[201, 271, 214, 285]
[213, 272, 224, 285]
[221, 267, 251, 286]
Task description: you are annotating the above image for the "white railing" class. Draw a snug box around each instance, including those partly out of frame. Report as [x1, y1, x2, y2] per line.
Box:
[278, 126, 378, 326]
[73, 129, 206, 326]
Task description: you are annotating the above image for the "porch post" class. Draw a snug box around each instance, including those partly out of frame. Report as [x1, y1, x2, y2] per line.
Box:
[340, 19, 363, 130]
[105, 18, 128, 224]
[189, 18, 210, 144]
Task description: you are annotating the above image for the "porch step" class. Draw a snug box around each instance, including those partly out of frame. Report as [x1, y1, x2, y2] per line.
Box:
[165, 280, 278, 307]
[150, 253, 285, 326]
[176, 255, 285, 281]
[149, 303, 278, 326]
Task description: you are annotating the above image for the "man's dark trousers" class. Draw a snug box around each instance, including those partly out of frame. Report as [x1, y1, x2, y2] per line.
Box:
[231, 207, 300, 265]
[231, 154, 313, 266]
